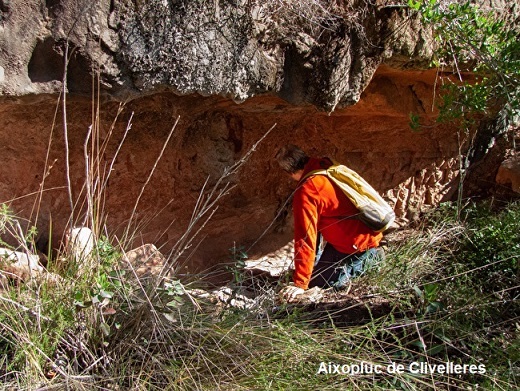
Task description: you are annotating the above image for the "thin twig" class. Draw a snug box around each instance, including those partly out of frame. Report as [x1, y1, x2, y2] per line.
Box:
[128, 116, 180, 229]
[84, 125, 93, 228]
[62, 42, 74, 229]
[0, 295, 52, 322]
[101, 110, 133, 191]
[158, 124, 276, 280]
[31, 91, 62, 227]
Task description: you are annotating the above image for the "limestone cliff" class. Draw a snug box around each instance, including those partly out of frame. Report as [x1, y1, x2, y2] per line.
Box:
[1, 0, 435, 109]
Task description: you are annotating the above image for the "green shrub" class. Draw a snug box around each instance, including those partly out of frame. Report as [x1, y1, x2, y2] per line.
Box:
[457, 201, 519, 288]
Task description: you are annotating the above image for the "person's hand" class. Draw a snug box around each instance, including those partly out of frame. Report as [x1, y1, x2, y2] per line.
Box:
[280, 284, 305, 302]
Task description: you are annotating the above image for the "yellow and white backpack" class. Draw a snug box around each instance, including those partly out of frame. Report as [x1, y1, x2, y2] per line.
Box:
[305, 163, 395, 232]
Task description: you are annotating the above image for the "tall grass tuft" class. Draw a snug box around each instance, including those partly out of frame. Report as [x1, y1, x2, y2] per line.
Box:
[2, 194, 518, 389]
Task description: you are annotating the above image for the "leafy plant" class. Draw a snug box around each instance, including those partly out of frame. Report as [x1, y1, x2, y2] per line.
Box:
[413, 282, 444, 316]
[227, 242, 248, 285]
[456, 201, 520, 288]
[160, 279, 186, 309]
[408, 0, 520, 123]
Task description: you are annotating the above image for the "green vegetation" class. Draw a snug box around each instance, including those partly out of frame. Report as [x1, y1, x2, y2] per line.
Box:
[1, 200, 518, 389]
[408, 0, 520, 124]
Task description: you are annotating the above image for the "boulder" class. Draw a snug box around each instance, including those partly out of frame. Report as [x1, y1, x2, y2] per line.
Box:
[65, 227, 95, 274]
[121, 244, 170, 282]
[496, 154, 520, 194]
[0, 247, 43, 285]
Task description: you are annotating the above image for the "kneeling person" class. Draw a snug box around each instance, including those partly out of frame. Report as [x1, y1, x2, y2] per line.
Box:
[276, 145, 385, 301]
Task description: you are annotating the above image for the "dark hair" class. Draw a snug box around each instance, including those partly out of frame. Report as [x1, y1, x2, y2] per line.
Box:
[275, 144, 310, 174]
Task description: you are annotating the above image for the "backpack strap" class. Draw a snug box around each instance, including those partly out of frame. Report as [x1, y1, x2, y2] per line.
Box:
[300, 168, 327, 182]
[300, 166, 361, 221]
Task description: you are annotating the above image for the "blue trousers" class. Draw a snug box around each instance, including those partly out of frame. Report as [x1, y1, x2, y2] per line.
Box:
[309, 243, 384, 289]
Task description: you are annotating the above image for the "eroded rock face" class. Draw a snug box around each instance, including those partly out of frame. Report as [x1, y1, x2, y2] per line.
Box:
[0, 66, 469, 273]
[0, 1, 514, 276]
[0, 0, 435, 110]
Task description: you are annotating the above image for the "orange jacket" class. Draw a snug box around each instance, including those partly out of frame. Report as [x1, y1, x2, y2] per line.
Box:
[292, 158, 383, 289]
